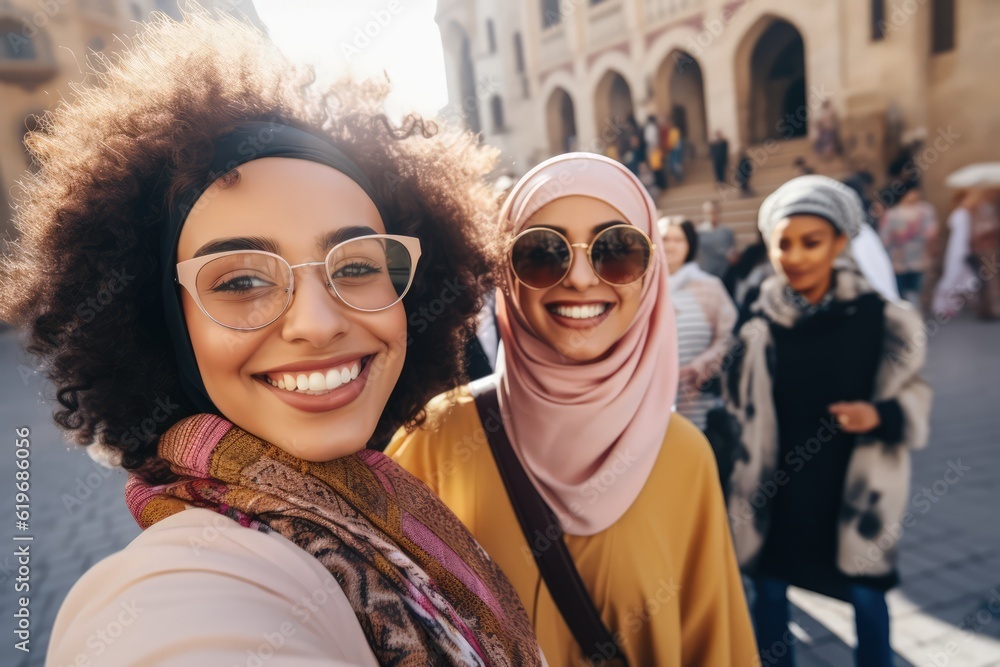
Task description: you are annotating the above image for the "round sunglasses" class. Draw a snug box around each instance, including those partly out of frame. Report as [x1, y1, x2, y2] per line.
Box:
[509, 224, 655, 290]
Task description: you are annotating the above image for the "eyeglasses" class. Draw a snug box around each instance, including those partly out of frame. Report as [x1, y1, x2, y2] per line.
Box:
[176, 234, 421, 331]
[509, 224, 655, 290]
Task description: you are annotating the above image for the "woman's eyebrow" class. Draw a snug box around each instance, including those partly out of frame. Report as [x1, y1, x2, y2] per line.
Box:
[531, 220, 626, 234]
[192, 226, 379, 258]
[193, 235, 279, 257]
[316, 226, 380, 250]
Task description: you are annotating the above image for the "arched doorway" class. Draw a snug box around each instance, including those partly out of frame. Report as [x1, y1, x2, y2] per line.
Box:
[442, 22, 482, 134]
[594, 70, 634, 154]
[654, 50, 708, 156]
[742, 18, 807, 143]
[546, 88, 577, 154]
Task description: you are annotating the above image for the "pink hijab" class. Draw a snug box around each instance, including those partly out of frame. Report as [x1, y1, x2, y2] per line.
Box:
[495, 153, 679, 536]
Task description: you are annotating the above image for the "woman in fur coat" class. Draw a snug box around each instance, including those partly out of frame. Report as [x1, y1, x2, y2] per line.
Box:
[722, 175, 932, 667]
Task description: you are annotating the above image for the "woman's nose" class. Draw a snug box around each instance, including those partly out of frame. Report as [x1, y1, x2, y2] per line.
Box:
[562, 245, 600, 290]
[279, 267, 352, 346]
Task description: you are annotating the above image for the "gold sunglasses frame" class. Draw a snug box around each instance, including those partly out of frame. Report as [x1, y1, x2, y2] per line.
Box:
[508, 224, 656, 290]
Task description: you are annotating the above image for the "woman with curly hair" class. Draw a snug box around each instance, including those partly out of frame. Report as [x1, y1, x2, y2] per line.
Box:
[387, 153, 757, 665]
[1, 12, 543, 666]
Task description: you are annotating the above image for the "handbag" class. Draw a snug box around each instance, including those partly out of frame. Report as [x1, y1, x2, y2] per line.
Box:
[469, 379, 629, 667]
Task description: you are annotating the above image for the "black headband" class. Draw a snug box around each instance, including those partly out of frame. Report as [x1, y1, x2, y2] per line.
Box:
[159, 122, 386, 414]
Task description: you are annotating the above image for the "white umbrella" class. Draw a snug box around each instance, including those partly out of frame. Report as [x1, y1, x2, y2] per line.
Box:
[945, 163, 1000, 188]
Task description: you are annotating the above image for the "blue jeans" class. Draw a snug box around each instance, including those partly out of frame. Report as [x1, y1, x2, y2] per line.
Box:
[752, 577, 893, 667]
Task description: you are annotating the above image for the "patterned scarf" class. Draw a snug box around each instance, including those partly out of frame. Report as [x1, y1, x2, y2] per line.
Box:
[125, 414, 541, 667]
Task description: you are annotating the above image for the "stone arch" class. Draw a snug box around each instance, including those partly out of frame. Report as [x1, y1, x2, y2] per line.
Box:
[586, 49, 641, 150]
[593, 70, 635, 155]
[545, 87, 578, 155]
[653, 50, 708, 155]
[734, 14, 808, 144]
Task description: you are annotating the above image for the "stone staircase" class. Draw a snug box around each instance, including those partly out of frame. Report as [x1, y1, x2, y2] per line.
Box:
[655, 137, 851, 247]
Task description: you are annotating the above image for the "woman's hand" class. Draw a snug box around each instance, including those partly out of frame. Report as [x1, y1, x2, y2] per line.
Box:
[678, 366, 700, 390]
[828, 401, 881, 434]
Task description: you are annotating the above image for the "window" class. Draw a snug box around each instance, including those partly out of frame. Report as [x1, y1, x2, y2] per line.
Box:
[490, 96, 506, 133]
[486, 19, 497, 54]
[871, 0, 886, 41]
[0, 19, 36, 61]
[154, 0, 183, 21]
[513, 32, 525, 73]
[931, 0, 956, 53]
[541, 0, 561, 29]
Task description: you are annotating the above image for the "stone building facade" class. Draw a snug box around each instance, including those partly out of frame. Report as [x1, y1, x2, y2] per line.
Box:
[0, 0, 261, 240]
[438, 0, 999, 212]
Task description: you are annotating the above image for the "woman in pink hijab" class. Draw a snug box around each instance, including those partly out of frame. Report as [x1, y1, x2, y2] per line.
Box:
[387, 153, 756, 666]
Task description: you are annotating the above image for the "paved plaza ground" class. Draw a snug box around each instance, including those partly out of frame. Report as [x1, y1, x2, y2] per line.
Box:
[0, 313, 997, 666]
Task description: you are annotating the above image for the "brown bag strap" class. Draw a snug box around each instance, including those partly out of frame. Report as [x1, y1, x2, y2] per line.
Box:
[469, 379, 629, 667]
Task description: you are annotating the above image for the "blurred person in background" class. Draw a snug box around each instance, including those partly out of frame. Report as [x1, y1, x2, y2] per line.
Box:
[879, 181, 938, 307]
[697, 200, 737, 279]
[724, 230, 774, 311]
[721, 175, 932, 667]
[667, 120, 685, 183]
[388, 153, 758, 666]
[933, 189, 981, 319]
[643, 114, 660, 162]
[735, 145, 755, 197]
[710, 130, 731, 186]
[812, 100, 842, 161]
[659, 118, 673, 183]
[661, 217, 737, 430]
[793, 157, 814, 176]
[966, 188, 1000, 318]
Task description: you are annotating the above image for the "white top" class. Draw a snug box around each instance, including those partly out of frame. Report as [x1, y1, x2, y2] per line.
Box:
[46, 507, 379, 667]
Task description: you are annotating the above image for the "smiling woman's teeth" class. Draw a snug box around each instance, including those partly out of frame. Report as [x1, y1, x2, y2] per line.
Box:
[264, 361, 362, 395]
[551, 304, 609, 319]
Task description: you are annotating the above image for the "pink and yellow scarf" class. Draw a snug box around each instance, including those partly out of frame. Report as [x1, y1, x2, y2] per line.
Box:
[126, 414, 541, 666]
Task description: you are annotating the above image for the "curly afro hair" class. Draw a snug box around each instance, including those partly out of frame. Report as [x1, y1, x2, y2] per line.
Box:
[0, 11, 499, 480]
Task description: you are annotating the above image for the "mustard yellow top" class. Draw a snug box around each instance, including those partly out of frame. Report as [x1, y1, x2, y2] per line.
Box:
[386, 388, 758, 667]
